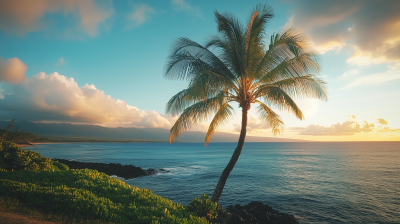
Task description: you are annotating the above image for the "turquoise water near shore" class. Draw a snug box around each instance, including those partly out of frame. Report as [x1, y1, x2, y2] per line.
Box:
[24, 142, 400, 223]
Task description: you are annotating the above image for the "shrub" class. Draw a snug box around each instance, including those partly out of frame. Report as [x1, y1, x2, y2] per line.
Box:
[51, 161, 69, 171]
[186, 194, 218, 220]
[0, 140, 68, 171]
[0, 169, 208, 224]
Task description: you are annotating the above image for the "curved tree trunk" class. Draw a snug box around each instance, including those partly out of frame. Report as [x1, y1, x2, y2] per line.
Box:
[211, 107, 248, 203]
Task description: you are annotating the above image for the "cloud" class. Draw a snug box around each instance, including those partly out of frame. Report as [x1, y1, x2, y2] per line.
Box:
[171, 0, 202, 17]
[0, 72, 174, 128]
[342, 69, 358, 77]
[342, 67, 400, 89]
[234, 116, 271, 133]
[126, 3, 155, 29]
[56, 57, 67, 66]
[296, 116, 398, 136]
[0, 0, 114, 37]
[0, 83, 12, 99]
[298, 121, 374, 136]
[0, 57, 27, 84]
[377, 118, 388, 126]
[285, 0, 400, 66]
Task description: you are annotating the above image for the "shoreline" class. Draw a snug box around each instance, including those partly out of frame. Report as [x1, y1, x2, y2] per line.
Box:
[53, 159, 170, 179]
[16, 143, 35, 147]
[52, 159, 298, 223]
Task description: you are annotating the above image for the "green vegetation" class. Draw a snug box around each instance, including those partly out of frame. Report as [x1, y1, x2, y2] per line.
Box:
[0, 139, 68, 171]
[187, 194, 219, 220]
[164, 4, 327, 203]
[0, 169, 208, 223]
[0, 140, 209, 223]
[0, 120, 39, 144]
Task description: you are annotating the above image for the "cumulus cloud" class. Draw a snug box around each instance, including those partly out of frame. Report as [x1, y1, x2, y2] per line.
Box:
[295, 116, 398, 136]
[0, 57, 27, 84]
[0, 72, 175, 128]
[0, 0, 114, 37]
[126, 3, 155, 29]
[171, 0, 202, 17]
[285, 0, 400, 66]
[377, 118, 388, 126]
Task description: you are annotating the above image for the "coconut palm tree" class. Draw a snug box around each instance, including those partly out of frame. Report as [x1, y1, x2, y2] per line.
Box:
[164, 4, 327, 203]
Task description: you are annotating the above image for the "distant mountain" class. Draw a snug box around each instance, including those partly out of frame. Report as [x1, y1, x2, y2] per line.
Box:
[0, 121, 308, 142]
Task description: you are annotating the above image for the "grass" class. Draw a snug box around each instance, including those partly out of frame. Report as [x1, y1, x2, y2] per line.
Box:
[0, 169, 208, 224]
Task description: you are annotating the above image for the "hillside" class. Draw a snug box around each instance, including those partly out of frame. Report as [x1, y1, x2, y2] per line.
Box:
[0, 121, 308, 142]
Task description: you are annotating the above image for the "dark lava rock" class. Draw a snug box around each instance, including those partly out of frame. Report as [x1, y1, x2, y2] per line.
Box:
[159, 168, 171, 173]
[212, 201, 299, 224]
[54, 159, 165, 179]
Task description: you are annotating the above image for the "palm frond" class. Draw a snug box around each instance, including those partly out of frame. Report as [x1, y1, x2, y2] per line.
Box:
[245, 4, 273, 78]
[258, 51, 320, 84]
[165, 37, 236, 82]
[256, 29, 318, 81]
[255, 85, 304, 120]
[255, 100, 284, 135]
[214, 10, 247, 78]
[166, 5, 327, 143]
[205, 102, 234, 146]
[165, 88, 193, 116]
[169, 92, 228, 143]
[271, 75, 328, 100]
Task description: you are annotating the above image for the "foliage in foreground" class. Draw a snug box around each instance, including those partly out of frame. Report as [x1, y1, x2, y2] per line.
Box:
[0, 169, 208, 224]
[187, 194, 219, 220]
[0, 139, 208, 223]
[0, 139, 68, 171]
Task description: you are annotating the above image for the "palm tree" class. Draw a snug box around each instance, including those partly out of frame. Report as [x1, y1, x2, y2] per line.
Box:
[164, 4, 327, 203]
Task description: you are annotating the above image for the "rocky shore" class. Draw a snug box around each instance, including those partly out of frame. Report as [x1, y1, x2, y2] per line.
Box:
[54, 159, 169, 179]
[53, 159, 298, 223]
[213, 201, 299, 224]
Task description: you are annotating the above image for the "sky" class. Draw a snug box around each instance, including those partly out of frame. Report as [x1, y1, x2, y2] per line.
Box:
[0, 0, 399, 141]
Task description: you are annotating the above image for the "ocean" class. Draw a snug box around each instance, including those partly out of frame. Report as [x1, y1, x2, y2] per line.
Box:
[22, 142, 400, 224]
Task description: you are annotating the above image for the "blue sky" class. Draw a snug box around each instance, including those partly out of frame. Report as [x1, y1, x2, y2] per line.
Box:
[0, 0, 399, 141]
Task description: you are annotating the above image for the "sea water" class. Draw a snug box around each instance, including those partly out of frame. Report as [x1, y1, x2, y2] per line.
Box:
[23, 142, 400, 224]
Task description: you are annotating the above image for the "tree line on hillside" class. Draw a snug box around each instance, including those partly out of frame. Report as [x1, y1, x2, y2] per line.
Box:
[0, 120, 39, 144]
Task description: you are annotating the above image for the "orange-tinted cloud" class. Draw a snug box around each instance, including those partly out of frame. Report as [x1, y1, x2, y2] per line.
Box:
[377, 118, 388, 126]
[0, 72, 174, 128]
[0, 0, 113, 37]
[285, 0, 400, 66]
[295, 116, 398, 136]
[298, 120, 375, 136]
[0, 57, 27, 84]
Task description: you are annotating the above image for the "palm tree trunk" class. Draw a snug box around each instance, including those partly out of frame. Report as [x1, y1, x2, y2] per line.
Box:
[211, 107, 248, 203]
